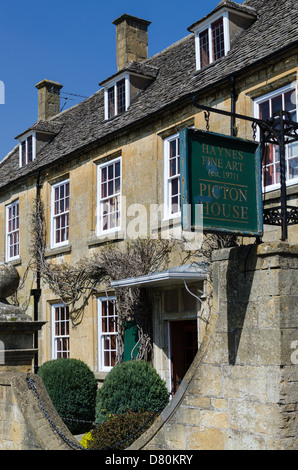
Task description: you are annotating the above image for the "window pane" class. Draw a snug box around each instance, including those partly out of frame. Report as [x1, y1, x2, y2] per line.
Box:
[288, 156, 298, 179]
[21, 141, 26, 166]
[102, 167, 107, 182]
[211, 17, 224, 61]
[170, 157, 176, 177]
[115, 161, 120, 178]
[108, 164, 114, 180]
[102, 318, 107, 333]
[101, 182, 107, 198]
[169, 140, 176, 159]
[275, 163, 280, 184]
[171, 196, 179, 214]
[272, 95, 282, 114]
[115, 177, 121, 193]
[199, 29, 209, 68]
[108, 87, 115, 118]
[289, 141, 298, 158]
[110, 350, 116, 367]
[172, 177, 179, 196]
[108, 180, 114, 196]
[263, 165, 274, 187]
[27, 135, 33, 163]
[285, 90, 296, 113]
[259, 100, 270, 121]
[117, 79, 126, 114]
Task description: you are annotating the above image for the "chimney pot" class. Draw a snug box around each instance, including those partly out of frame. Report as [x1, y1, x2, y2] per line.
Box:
[35, 79, 63, 120]
[113, 14, 151, 71]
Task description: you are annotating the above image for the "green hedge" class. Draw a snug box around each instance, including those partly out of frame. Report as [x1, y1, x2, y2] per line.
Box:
[96, 360, 169, 424]
[83, 410, 155, 450]
[38, 358, 97, 434]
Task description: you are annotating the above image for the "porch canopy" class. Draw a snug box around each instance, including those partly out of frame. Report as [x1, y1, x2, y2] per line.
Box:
[110, 263, 209, 288]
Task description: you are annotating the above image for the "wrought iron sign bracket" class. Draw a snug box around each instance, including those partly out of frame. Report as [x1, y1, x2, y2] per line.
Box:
[192, 96, 298, 241]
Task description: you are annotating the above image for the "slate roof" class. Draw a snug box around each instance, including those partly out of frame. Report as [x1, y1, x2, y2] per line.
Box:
[15, 120, 63, 140]
[1, 0, 298, 191]
[188, 0, 258, 31]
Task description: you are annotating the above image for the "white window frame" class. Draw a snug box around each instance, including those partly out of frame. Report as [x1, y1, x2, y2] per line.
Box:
[19, 132, 36, 167]
[6, 200, 20, 262]
[50, 178, 70, 249]
[51, 303, 70, 360]
[97, 297, 118, 372]
[254, 82, 298, 192]
[164, 133, 181, 220]
[104, 74, 130, 120]
[97, 157, 122, 236]
[194, 12, 230, 70]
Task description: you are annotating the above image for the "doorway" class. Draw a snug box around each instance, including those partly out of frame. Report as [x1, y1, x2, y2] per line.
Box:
[169, 319, 198, 395]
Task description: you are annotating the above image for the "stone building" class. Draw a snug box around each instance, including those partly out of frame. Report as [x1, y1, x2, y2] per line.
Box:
[0, 0, 297, 395]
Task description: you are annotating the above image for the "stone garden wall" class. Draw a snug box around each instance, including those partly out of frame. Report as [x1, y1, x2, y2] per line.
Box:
[0, 372, 77, 450]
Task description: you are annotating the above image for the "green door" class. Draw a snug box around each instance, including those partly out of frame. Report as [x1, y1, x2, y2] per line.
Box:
[123, 321, 139, 361]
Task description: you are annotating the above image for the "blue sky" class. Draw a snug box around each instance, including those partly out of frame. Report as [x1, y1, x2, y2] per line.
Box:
[0, 0, 242, 161]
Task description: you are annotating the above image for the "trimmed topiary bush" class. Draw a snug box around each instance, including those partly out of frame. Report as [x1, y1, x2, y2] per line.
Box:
[38, 358, 98, 434]
[95, 360, 169, 424]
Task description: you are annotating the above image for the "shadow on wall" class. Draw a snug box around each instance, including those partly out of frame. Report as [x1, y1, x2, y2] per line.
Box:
[226, 245, 258, 365]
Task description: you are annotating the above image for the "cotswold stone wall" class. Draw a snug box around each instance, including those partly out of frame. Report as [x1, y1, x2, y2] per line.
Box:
[0, 372, 76, 450]
[130, 242, 298, 450]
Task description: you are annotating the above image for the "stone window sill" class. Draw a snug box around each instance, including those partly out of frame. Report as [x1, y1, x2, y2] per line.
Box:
[6, 257, 22, 267]
[87, 231, 125, 247]
[44, 244, 72, 258]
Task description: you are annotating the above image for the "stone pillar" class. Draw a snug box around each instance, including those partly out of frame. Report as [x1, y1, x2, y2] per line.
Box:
[208, 242, 298, 450]
[131, 242, 298, 450]
[0, 263, 45, 373]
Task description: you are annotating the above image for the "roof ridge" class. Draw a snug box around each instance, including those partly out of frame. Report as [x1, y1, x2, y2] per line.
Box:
[142, 32, 193, 65]
[0, 144, 18, 166]
[48, 87, 104, 122]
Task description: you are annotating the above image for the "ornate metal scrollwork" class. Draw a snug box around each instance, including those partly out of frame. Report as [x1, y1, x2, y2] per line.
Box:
[263, 205, 298, 226]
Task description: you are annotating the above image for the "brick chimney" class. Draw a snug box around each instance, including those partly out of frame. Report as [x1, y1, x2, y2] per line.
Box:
[35, 79, 63, 120]
[113, 14, 151, 71]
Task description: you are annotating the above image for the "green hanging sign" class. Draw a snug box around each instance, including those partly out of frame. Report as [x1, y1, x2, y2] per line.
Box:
[180, 128, 263, 236]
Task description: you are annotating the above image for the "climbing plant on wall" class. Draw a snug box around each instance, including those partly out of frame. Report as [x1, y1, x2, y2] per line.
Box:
[29, 197, 176, 362]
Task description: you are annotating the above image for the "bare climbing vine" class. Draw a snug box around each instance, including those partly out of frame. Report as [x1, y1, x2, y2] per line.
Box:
[29, 197, 176, 361]
[96, 237, 175, 363]
[28, 196, 239, 363]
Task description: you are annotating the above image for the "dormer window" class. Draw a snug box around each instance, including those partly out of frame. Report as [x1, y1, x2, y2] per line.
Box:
[100, 64, 158, 121]
[16, 121, 62, 168]
[194, 13, 230, 70]
[199, 17, 226, 68]
[188, 2, 257, 71]
[104, 75, 129, 119]
[19, 133, 36, 167]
